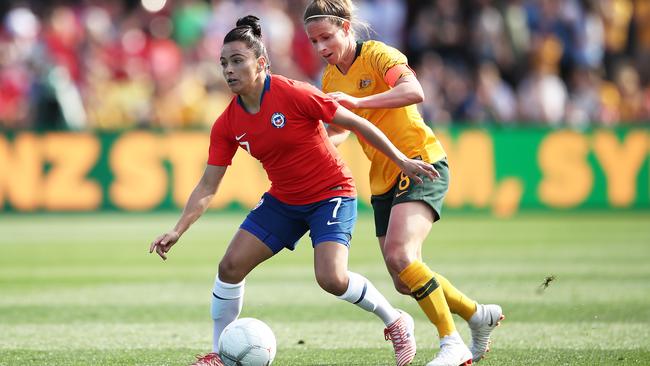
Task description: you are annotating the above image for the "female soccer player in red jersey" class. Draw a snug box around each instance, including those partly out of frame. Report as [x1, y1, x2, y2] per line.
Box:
[149, 15, 435, 366]
[303, 1, 504, 365]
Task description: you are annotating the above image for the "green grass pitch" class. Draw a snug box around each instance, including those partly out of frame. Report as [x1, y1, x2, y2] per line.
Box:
[1, 211, 649, 365]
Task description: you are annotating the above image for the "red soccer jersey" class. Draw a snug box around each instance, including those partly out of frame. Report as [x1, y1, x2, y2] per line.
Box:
[208, 74, 356, 205]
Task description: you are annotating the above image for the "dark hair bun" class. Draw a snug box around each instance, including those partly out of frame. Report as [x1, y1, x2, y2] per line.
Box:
[236, 15, 262, 38]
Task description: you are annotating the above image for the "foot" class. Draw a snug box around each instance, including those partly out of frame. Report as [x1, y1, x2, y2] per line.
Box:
[468, 304, 504, 362]
[426, 332, 473, 366]
[384, 309, 417, 366]
[190, 352, 224, 366]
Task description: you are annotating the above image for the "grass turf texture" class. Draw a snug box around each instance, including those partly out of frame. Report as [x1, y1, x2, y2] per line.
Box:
[1, 212, 649, 365]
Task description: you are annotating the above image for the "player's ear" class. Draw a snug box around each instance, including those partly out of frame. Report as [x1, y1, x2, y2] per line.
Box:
[342, 20, 351, 34]
[257, 57, 265, 72]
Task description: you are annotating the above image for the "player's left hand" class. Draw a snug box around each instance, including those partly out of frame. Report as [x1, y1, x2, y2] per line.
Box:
[399, 158, 440, 184]
[328, 92, 361, 109]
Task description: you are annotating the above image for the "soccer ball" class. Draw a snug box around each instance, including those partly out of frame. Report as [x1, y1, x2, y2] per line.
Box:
[218, 318, 277, 366]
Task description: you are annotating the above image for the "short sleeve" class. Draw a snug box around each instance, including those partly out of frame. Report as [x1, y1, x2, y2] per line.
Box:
[292, 80, 340, 124]
[366, 42, 410, 83]
[207, 114, 237, 166]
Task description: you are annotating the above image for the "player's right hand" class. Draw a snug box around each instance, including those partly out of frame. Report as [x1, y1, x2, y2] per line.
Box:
[399, 158, 440, 184]
[149, 231, 180, 260]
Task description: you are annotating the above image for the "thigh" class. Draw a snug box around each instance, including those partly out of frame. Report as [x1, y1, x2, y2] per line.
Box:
[385, 201, 434, 255]
[241, 193, 309, 253]
[381, 158, 449, 255]
[382, 202, 434, 273]
[313, 241, 350, 279]
[219, 228, 274, 283]
[306, 196, 357, 248]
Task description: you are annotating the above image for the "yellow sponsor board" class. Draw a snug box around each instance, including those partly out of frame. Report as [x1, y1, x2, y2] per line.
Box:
[1, 129, 648, 214]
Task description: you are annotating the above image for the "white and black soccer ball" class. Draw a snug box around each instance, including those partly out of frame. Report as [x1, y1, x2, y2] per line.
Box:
[218, 318, 277, 366]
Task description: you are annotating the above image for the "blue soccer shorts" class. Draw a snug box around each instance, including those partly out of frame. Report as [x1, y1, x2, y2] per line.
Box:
[240, 193, 357, 254]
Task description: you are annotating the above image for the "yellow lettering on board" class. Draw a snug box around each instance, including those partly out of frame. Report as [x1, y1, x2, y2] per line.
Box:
[492, 177, 524, 218]
[538, 130, 592, 208]
[109, 131, 167, 210]
[42, 133, 102, 211]
[0, 134, 42, 211]
[337, 137, 372, 205]
[166, 132, 211, 208]
[593, 130, 648, 207]
[209, 150, 269, 209]
[436, 130, 494, 208]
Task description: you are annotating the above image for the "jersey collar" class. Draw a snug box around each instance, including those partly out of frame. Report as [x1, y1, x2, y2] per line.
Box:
[237, 74, 272, 113]
[354, 40, 363, 59]
[335, 41, 363, 74]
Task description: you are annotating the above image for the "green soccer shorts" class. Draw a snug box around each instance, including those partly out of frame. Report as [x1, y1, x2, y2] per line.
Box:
[371, 158, 450, 237]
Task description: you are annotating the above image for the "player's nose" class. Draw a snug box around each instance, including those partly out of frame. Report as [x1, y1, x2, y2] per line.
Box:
[317, 43, 328, 55]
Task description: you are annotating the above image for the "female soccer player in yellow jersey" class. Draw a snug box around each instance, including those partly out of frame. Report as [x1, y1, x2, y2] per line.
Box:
[304, 1, 504, 365]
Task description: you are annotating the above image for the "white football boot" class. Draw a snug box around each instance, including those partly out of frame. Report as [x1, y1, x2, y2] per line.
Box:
[426, 331, 473, 366]
[384, 309, 417, 366]
[468, 304, 504, 362]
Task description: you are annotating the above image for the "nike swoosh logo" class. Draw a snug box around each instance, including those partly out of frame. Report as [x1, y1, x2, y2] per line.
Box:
[395, 191, 408, 198]
[487, 312, 495, 327]
[413, 282, 433, 298]
[235, 133, 246, 141]
[327, 220, 341, 225]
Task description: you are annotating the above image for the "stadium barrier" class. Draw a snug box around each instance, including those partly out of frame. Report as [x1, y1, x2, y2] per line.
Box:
[1, 128, 648, 215]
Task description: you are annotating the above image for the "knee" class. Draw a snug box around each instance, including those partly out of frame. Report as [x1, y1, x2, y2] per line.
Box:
[218, 257, 245, 284]
[315, 270, 348, 296]
[392, 276, 412, 295]
[383, 243, 412, 275]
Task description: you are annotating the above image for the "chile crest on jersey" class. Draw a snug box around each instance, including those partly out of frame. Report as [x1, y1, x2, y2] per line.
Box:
[271, 112, 286, 128]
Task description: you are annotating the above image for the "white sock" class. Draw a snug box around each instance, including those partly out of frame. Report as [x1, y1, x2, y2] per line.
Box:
[441, 331, 464, 345]
[337, 271, 400, 326]
[468, 303, 483, 328]
[211, 276, 245, 352]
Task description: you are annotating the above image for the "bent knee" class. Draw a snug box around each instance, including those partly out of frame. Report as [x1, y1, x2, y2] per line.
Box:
[392, 277, 412, 295]
[218, 258, 245, 283]
[315, 272, 348, 296]
[384, 248, 413, 275]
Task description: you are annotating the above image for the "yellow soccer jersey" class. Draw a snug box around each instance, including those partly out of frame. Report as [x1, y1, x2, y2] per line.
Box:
[322, 40, 447, 195]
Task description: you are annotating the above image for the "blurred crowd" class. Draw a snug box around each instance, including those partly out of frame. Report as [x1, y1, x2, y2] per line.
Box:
[1, 0, 649, 130]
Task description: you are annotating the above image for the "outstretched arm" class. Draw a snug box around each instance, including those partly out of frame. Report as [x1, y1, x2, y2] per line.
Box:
[329, 74, 424, 110]
[329, 106, 438, 184]
[149, 165, 227, 260]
